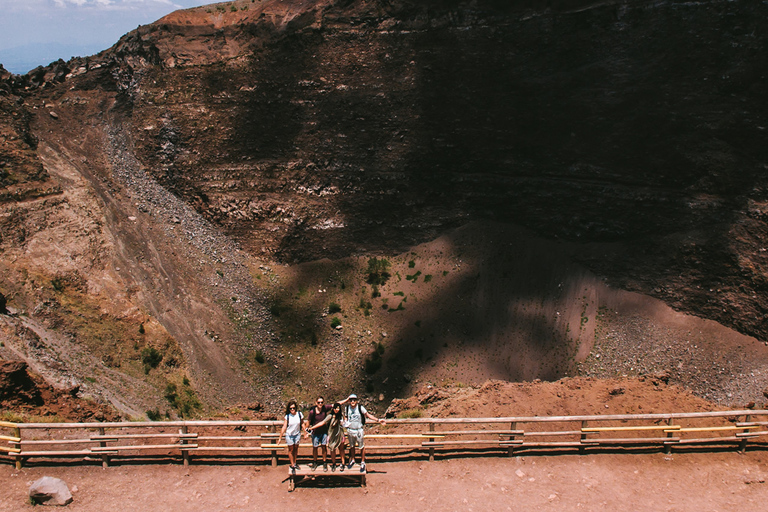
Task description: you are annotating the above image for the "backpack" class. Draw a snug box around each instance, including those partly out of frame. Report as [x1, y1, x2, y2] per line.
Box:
[346, 404, 366, 426]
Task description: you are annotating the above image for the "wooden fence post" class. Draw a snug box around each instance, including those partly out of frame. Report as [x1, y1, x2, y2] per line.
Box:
[740, 415, 751, 453]
[270, 424, 277, 467]
[181, 426, 190, 467]
[665, 417, 675, 454]
[507, 422, 517, 457]
[13, 426, 22, 470]
[579, 421, 588, 454]
[428, 423, 435, 462]
[99, 427, 109, 468]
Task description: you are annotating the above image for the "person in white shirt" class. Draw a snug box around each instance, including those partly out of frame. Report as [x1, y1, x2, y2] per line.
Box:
[339, 394, 384, 472]
[279, 400, 306, 473]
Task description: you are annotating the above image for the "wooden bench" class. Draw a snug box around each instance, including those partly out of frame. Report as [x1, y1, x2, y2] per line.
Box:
[288, 464, 366, 491]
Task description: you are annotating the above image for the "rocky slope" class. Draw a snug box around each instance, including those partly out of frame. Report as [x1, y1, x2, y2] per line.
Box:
[1, 0, 767, 417]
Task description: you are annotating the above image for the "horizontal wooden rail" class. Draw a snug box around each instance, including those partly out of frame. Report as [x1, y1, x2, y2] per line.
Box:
[2, 409, 767, 468]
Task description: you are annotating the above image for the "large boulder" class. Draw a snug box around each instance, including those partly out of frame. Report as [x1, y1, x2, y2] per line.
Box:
[28, 476, 73, 506]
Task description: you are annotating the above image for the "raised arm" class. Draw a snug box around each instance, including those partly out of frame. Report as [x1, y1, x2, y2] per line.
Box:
[306, 414, 332, 431]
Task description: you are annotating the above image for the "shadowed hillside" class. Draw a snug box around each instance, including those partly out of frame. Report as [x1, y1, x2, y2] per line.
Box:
[1, 0, 767, 416]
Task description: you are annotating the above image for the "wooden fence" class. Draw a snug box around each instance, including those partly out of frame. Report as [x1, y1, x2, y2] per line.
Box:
[2, 409, 767, 469]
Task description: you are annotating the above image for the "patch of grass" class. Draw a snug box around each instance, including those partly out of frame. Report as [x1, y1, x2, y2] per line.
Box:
[398, 408, 423, 419]
[408, 260, 416, 268]
[141, 347, 163, 374]
[146, 409, 162, 421]
[328, 302, 342, 314]
[393, 291, 404, 296]
[388, 301, 405, 312]
[424, 274, 432, 283]
[164, 380, 202, 418]
[330, 317, 342, 329]
[405, 271, 422, 282]
[366, 258, 391, 287]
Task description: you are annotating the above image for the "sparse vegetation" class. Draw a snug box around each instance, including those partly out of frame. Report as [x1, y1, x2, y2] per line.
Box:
[141, 347, 163, 374]
[164, 380, 202, 418]
[328, 302, 342, 314]
[146, 408, 162, 421]
[406, 271, 422, 282]
[366, 258, 391, 287]
[398, 408, 423, 418]
[330, 317, 342, 329]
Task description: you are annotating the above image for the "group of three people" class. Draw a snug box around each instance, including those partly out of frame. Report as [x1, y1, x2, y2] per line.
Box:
[280, 393, 384, 473]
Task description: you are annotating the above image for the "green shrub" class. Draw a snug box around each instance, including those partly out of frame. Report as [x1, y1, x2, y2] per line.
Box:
[141, 347, 163, 373]
[405, 271, 421, 282]
[366, 258, 391, 286]
[328, 302, 342, 314]
[424, 274, 432, 283]
[146, 409, 162, 421]
[408, 260, 415, 268]
[330, 317, 341, 329]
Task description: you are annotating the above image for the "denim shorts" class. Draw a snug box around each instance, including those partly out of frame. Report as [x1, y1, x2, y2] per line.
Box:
[285, 433, 300, 446]
[312, 432, 329, 447]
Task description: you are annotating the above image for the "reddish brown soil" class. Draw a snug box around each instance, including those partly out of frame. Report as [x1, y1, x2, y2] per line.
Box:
[2, 376, 767, 510]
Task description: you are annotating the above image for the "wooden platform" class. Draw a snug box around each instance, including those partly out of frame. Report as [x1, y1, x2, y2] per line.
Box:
[288, 464, 367, 491]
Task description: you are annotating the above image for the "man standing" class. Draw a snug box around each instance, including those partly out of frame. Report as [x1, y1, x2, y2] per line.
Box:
[308, 396, 333, 471]
[340, 394, 384, 473]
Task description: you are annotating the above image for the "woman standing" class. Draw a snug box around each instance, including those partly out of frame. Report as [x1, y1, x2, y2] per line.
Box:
[279, 400, 305, 473]
[307, 402, 346, 471]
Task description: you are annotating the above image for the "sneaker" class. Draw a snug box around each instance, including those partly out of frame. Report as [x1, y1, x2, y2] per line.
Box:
[331, 464, 337, 472]
[339, 464, 345, 472]
[291, 465, 296, 475]
[347, 461, 355, 470]
[360, 462, 366, 473]
[309, 462, 317, 471]
[323, 463, 329, 472]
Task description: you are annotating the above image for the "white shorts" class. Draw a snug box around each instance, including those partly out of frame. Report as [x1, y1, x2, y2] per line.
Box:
[347, 428, 364, 449]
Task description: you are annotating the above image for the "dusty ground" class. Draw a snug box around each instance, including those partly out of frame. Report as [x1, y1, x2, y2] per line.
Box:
[1, 452, 767, 511]
[2, 376, 767, 510]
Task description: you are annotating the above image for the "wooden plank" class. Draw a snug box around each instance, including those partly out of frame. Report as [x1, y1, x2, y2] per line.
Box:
[196, 436, 266, 441]
[665, 426, 758, 433]
[0, 446, 21, 453]
[423, 440, 521, 447]
[523, 431, 583, 437]
[0, 421, 18, 428]
[583, 425, 681, 432]
[366, 434, 444, 439]
[585, 437, 681, 444]
[19, 439, 102, 445]
[428, 430, 524, 436]
[19, 450, 118, 456]
[191, 446, 268, 452]
[0, 435, 21, 442]
[91, 433, 197, 440]
[91, 444, 198, 452]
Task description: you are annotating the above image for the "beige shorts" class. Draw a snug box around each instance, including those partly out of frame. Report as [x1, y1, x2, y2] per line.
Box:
[347, 428, 365, 449]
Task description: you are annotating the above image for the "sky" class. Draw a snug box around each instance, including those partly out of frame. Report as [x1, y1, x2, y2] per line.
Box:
[0, 0, 213, 74]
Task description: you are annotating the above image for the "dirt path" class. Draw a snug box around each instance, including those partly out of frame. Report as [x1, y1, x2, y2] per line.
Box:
[2, 450, 767, 511]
